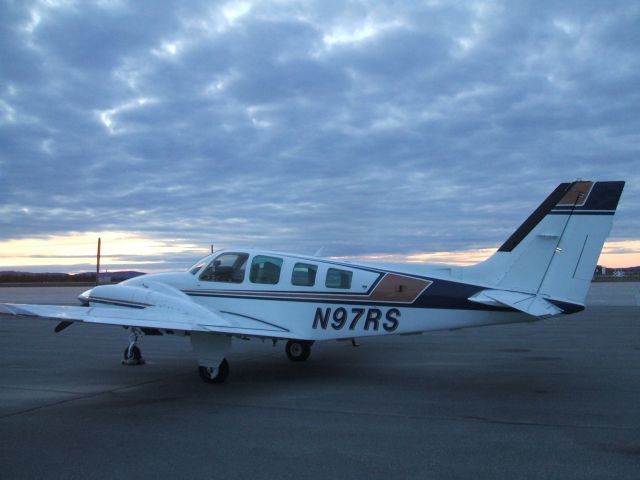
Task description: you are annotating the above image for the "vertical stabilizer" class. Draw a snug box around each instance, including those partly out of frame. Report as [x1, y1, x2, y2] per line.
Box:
[470, 181, 624, 306]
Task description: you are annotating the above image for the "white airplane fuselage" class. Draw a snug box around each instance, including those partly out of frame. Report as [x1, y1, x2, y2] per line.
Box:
[107, 250, 536, 342]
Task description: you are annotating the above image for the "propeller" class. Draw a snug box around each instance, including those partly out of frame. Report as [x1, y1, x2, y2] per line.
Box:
[55, 237, 100, 333]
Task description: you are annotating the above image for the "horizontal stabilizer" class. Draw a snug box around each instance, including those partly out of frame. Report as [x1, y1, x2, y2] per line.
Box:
[468, 289, 563, 318]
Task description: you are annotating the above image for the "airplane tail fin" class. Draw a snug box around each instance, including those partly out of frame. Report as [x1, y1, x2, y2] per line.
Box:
[469, 181, 625, 310]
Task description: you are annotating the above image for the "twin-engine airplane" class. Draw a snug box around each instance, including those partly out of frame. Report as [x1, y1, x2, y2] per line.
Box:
[0, 181, 625, 383]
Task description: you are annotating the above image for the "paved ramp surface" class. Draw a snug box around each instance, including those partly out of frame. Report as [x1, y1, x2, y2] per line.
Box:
[0, 285, 639, 479]
[586, 282, 640, 306]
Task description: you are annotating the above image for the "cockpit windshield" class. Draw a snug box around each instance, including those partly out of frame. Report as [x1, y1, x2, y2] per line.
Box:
[188, 254, 214, 275]
[199, 252, 249, 283]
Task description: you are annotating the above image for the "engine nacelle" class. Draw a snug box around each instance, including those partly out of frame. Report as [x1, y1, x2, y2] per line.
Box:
[86, 282, 210, 320]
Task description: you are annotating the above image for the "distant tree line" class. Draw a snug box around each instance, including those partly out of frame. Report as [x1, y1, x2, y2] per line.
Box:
[0, 272, 96, 283]
[0, 271, 143, 284]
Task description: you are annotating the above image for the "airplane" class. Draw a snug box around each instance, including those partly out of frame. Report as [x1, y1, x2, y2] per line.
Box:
[0, 180, 625, 384]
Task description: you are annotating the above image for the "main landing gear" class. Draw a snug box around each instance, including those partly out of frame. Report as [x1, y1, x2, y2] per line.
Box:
[198, 359, 230, 384]
[285, 340, 313, 362]
[118, 331, 315, 383]
[191, 332, 232, 385]
[118, 329, 231, 384]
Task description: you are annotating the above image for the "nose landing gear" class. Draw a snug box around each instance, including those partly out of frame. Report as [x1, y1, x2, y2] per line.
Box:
[122, 329, 145, 365]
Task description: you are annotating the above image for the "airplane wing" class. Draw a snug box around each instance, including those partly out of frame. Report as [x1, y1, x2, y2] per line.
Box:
[468, 289, 564, 318]
[0, 302, 291, 337]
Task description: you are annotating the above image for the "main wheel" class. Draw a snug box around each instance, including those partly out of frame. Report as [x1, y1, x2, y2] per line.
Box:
[198, 358, 230, 384]
[123, 345, 142, 361]
[285, 340, 311, 362]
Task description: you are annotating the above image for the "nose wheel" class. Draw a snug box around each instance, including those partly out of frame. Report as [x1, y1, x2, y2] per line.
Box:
[122, 329, 145, 365]
[285, 340, 312, 362]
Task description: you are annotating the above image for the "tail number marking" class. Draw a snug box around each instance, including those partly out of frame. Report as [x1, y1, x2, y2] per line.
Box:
[313, 307, 400, 332]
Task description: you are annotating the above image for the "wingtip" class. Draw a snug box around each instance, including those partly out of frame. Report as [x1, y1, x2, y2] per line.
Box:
[0, 304, 37, 317]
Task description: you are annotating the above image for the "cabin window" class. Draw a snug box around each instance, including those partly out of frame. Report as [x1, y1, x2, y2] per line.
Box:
[250, 255, 283, 284]
[325, 268, 353, 289]
[199, 252, 248, 283]
[291, 262, 317, 286]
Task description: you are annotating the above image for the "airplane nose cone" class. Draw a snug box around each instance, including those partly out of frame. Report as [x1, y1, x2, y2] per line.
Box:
[78, 288, 93, 305]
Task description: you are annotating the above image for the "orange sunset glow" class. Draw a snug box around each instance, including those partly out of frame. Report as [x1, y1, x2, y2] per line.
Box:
[2, 233, 637, 273]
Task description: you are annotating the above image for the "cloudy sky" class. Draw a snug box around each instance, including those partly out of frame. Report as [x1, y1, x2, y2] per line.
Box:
[1, 0, 638, 273]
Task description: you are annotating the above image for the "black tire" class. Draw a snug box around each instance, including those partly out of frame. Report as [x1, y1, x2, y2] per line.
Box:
[285, 340, 311, 362]
[123, 345, 142, 361]
[198, 358, 230, 384]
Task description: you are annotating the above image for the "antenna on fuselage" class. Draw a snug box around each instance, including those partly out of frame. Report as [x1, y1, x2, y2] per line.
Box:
[211, 244, 214, 254]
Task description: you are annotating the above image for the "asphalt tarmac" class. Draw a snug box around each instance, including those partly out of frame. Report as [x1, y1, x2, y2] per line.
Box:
[0, 284, 639, 479]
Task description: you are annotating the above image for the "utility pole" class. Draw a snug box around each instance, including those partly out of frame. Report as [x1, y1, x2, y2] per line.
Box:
[96, 237, 101, 286]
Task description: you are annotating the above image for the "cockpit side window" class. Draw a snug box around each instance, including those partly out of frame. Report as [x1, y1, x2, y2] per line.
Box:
[199, 253, 249, 283]
[250, 255, 283, 284]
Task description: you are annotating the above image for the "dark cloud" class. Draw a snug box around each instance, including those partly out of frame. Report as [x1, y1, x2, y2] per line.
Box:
[0, 0, 638, 268]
